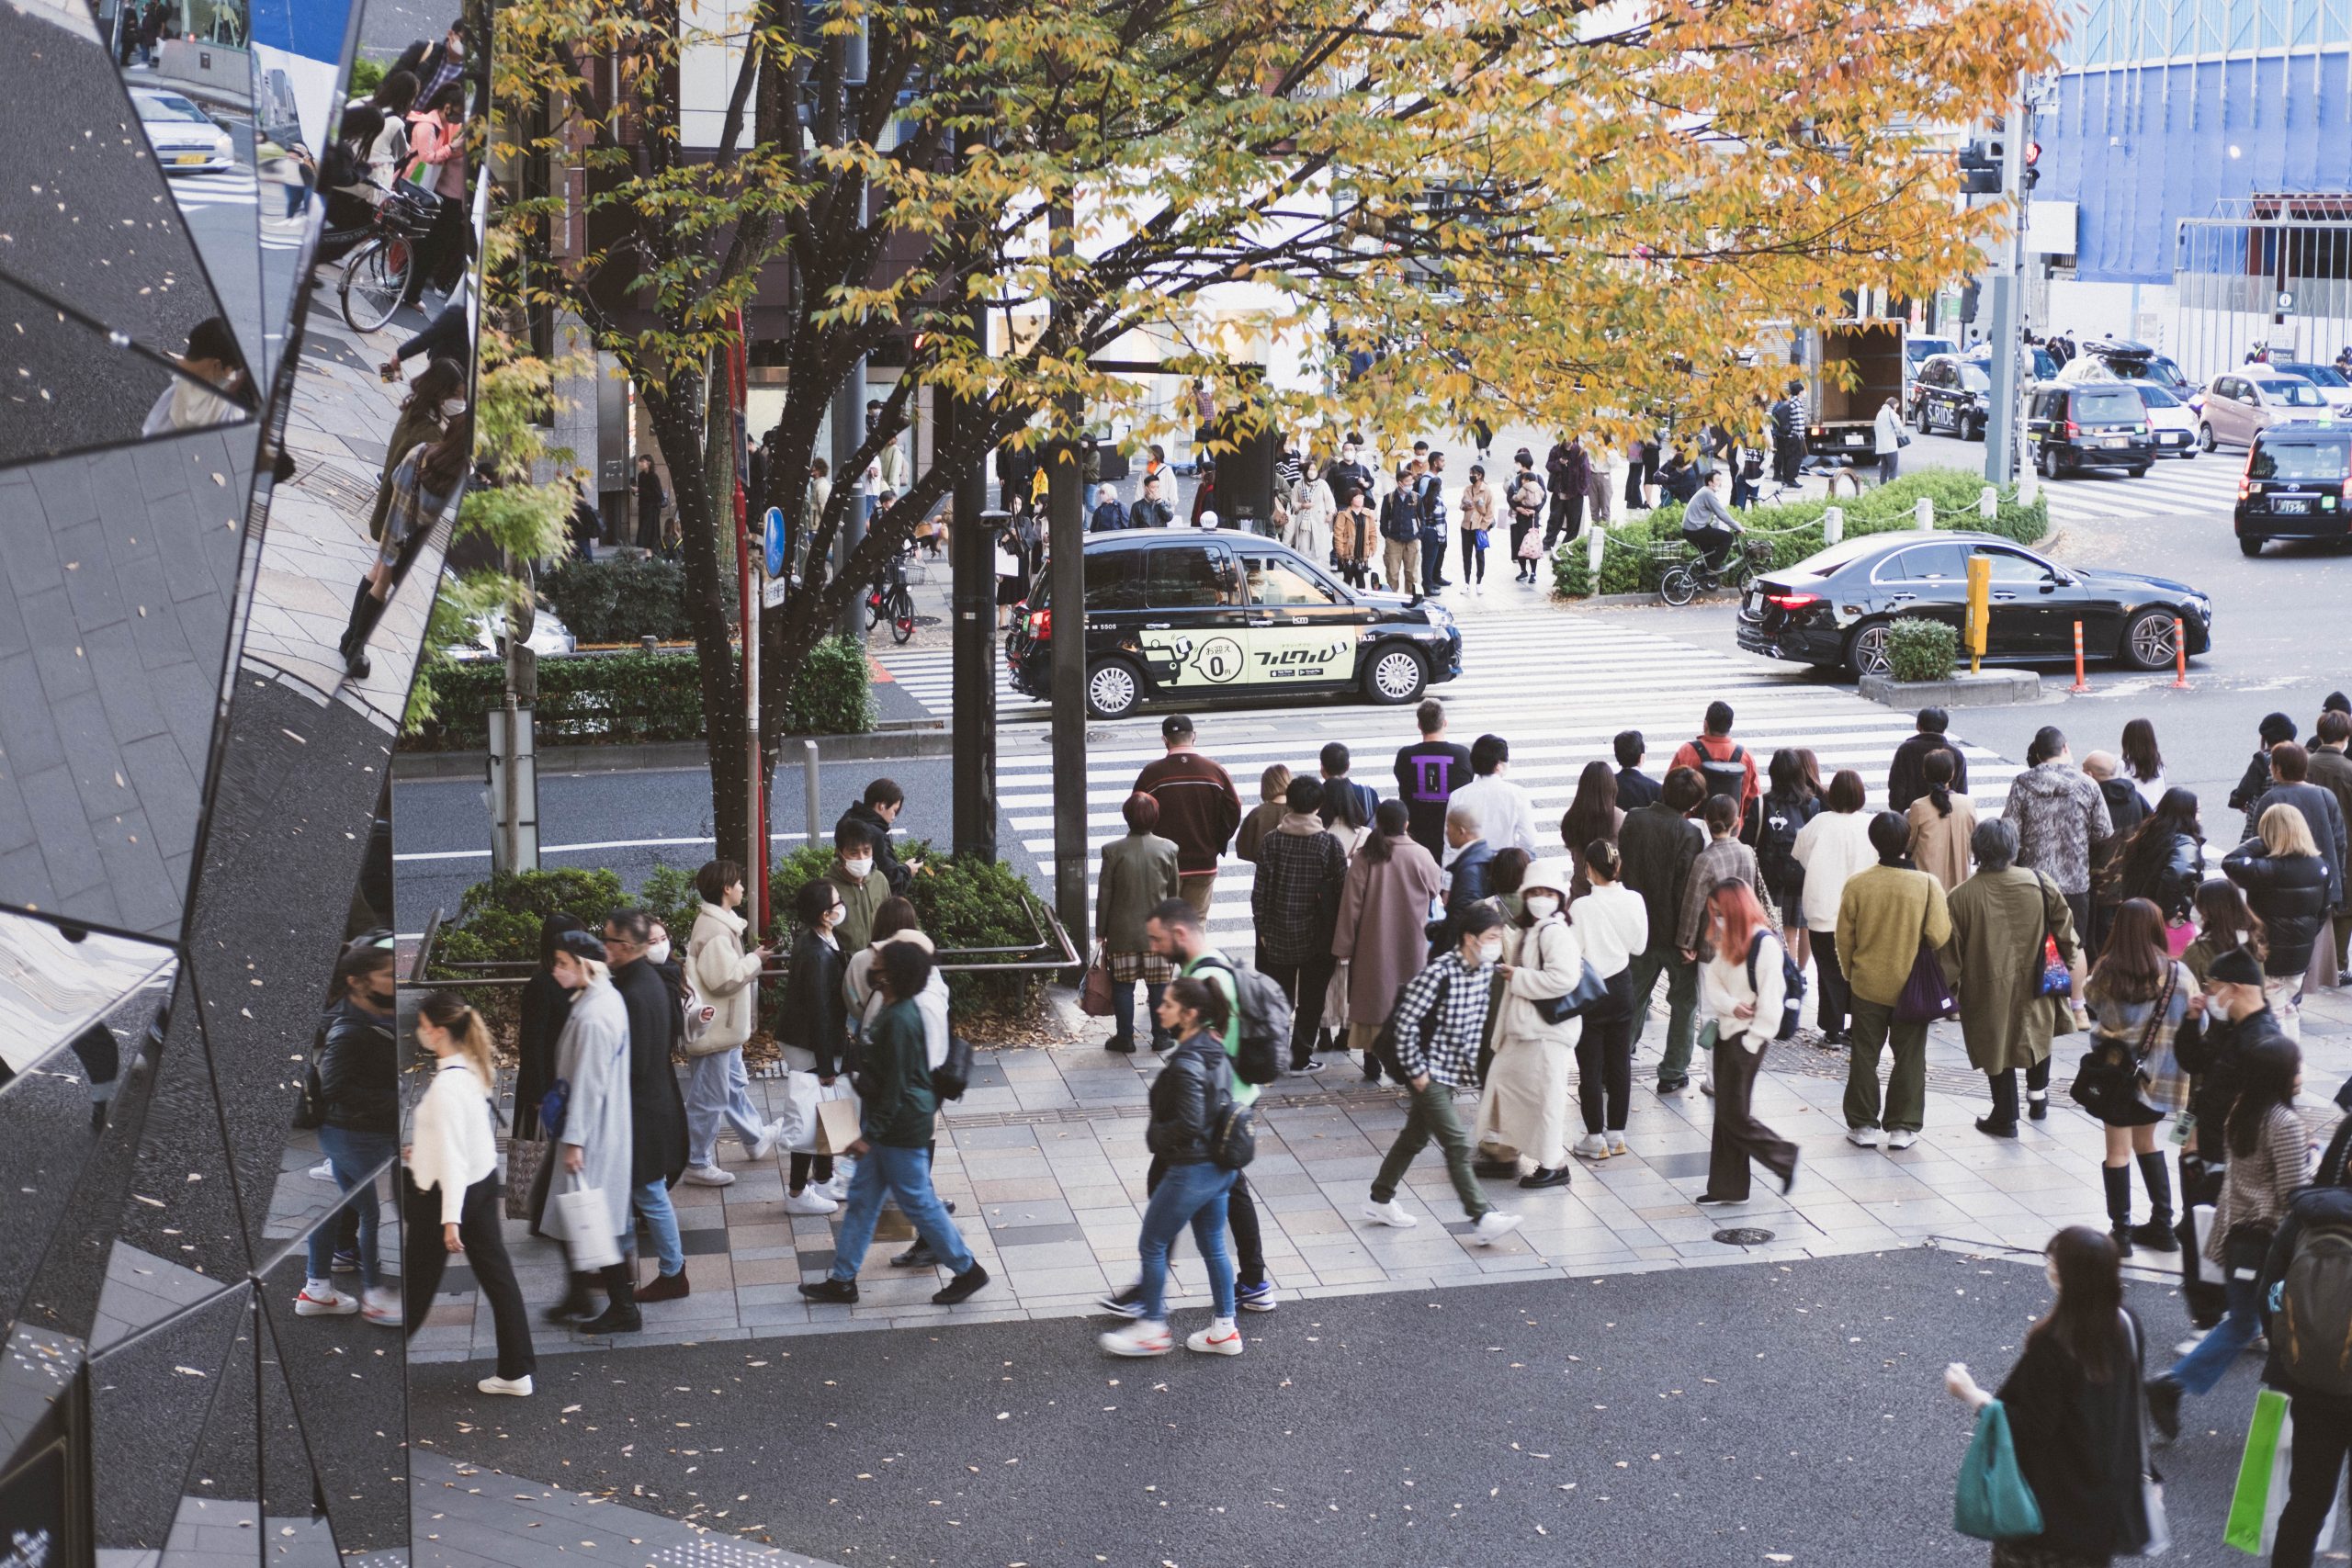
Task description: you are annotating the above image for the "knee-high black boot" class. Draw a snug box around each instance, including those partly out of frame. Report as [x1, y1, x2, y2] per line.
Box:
[2132, 1150, 2179, 1251]
[342, 587, 390, 676]
[2102, 1163, 2135, 1256]
[582, 1262, 641, 1335]
[335, 580, 375, 659]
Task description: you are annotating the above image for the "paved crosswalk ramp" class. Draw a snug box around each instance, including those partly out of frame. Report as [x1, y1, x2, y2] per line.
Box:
[2036, 451, 2239, 526]
[986, 610, 2020, 951]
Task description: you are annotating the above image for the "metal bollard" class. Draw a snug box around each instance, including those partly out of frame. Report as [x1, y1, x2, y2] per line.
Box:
[1978, 485, 1997, 520]
[804, 739, 821, 849]
[1823, 505, 1844, 545]
[1585, 522, 1605, 584]
[1915, 496, 1935, 531]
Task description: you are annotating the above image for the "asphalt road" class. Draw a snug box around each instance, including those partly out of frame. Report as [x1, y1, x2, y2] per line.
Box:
[411, 1247, 2263, 1568]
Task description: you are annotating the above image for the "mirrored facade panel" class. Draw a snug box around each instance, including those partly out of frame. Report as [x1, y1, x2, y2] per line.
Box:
[0, 429, 254, 937]
[257, 1238, 406, 1560]
[106, 990, 252, 1307]
[85, 1282, 256, 1565]
[0, 271, 255, 469]
[246, 0, 360, 385]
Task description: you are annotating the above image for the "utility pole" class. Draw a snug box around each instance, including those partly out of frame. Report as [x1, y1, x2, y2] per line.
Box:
[828, 10, 870, 639]
[1047, 202, 1089, 950]
[1984, 83, 2030, 494]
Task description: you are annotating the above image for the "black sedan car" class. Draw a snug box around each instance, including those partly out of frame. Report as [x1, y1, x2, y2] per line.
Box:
[1736, 531, 2213, 678]
[1909, 353, 1992, 440]
[2236, 427, 2352, 555]
[1007, 529, 1463, 719]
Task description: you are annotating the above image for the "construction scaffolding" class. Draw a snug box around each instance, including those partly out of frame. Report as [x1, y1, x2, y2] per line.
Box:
[2176, 197, 2352, 381]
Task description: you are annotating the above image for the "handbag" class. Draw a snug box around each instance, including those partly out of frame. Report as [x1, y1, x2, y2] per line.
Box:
[1516, 526, 1543, 561]
[1080, 944, 1116, 1018]
[1951, 1400, 2044, 1541]
[502, 1136, 545, 1221]
[933, 1032, 976, 1101]
[2033, 873, 2073, 998]
[1473, 527, 1491, 548]
[1892, 942, 1957, 1023]
[771, 1070, 826, 1152]
[537, 1077, 571, 1142]
[1896, 430, 1912, 448]
[1532, 921, 1613, 1025]
[2068, 964, 2177, 1127]
[549, 1184, 622, 1271]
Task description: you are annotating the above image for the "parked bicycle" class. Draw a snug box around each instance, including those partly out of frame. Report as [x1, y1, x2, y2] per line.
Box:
[1655, 536, 1775, 607]
[338, 185, 442, 333]
[865, 540, 920, 644]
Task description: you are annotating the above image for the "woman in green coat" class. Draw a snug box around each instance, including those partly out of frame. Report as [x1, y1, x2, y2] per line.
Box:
[1098, 792, 1180, 1054]
[366, 357, 465, 539]
[1945, 818, 2082, 1138]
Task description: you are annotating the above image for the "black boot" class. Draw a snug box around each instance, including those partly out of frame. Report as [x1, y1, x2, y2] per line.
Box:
[334, 580, 372, 660]
[2103, 1163, 2135, 1257]
[2132, 1150, 2179, 1251]
[581, 1263, 641, 1334]
[340, 585, 387, 677]
[541, 1271, 596, 1325]
[1978, 1070, 2018, 1137]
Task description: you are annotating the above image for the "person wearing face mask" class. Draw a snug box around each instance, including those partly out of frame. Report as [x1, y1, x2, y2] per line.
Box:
[680, 860, 782, 1189]
[600, 908, 692, 1316]
[782, 878, 853, 1214]
[836, 779, 921, 897]
[827, 819, 887, 953]
[542, 930, 637, 1331]
[1566, 841, 1647, 1159]
[293, 941, 403, 1325]
[1361, 904, 1525, 1243]
[366, 357, 466, 541]
[1474, 859, 1583, 1189]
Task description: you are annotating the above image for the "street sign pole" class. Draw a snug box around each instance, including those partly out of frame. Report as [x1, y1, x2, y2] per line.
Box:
[1047, 202, 1089, 951]
[1985, 87, 2030, 494]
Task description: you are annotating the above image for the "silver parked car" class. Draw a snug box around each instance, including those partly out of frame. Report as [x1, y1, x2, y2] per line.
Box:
[2197, 371, 2335, 452]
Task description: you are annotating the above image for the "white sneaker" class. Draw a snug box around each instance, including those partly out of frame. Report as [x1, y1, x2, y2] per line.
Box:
[821, 1169, 852, 1201]
[1885, 1129, 1918, 1151]
[1571, 1134, 1610, 1161]
[782, 1190, 838, 1216]
[1099, 1321, 1173, 1358]
[748, 1125, 781, 1162]
[1607, 1132, 1630, 1156]
[1361, 1199, 1419, 1229]
[1699, 1072, 1715, 1097]
[360, 1287, 402, 1327]
[1846, 1126, 1881, 1148]
[2175, 1332, 2207, 1357]
[1473, 1213, 1525, 1245]
[681, 1164, 737, 1187]
[293, 1282, 357, 1317]
[477, 1374, 534, 1397]
[1187, 1319, 1245, 1356]
[307, 1159, 335, 1181]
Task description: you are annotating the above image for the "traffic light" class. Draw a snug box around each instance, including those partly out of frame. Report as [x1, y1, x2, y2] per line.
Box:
[1956, 139, 2004, 196]
[2022, 140, 2041, 191]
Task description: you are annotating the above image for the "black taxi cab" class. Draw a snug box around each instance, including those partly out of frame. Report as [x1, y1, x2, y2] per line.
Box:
[1007, 529, 1462, 719]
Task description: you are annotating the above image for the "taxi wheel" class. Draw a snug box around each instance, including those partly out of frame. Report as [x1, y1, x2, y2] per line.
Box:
[1085, 658, 1142, 720]
[1362, 644, 1428, 705]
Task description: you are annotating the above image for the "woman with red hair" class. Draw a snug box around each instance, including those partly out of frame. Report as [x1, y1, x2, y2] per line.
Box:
[1694, 878, 1799, 1204]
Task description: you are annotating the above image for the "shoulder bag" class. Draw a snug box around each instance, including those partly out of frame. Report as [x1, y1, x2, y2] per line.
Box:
[2033, 872, 2074, 998]
[1526, 925, 1611, 1024]
[1951, 1399, 2043, 1541]
[2067, 963, 2176, 1127]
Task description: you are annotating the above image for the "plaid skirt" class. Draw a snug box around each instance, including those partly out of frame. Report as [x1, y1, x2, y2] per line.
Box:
[1105, 949, 1175, 985]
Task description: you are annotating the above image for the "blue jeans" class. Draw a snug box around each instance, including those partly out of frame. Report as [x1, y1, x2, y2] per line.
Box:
[827, 1143, 974, 1279]
[1110, 969, 1167, 1048]
[1136, 1160, 1237, 1322]
[2169, 1272, 2262, 1395]
[631, 1179, 685, 1277]
[306, 1125, 397, 1287]
[685, 1047, 768, 1167]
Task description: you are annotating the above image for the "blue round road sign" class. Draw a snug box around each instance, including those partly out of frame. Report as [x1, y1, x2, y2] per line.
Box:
[763, 506, 787, 577]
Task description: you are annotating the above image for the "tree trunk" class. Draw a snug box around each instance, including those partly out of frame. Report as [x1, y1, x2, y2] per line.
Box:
[640, 370, 752, 876]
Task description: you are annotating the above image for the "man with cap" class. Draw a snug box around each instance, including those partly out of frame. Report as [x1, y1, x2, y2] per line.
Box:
[1834, 811, 1954, 1151]
[2232, 712, 2301, 844]
[1131, 715, 1242, 919]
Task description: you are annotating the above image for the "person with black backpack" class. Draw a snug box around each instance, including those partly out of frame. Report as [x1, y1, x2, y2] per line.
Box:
[2146, 1030, 2307, 1445]
[1099, 976, 1252, 1359]
[1094, 900, 1281, 1314]
[1693, 880, 1800, 1203]
[2256, 1063, 2352, 1565]
[1756, 750, 1820, 974]
[1671, 702, 1761, 840]
[1360, 904, 1524, 1244]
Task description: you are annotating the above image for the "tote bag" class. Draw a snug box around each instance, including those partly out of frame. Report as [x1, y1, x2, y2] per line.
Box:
[1952, 1400, 2043, 1541]
[549, 1185, 621, 1271]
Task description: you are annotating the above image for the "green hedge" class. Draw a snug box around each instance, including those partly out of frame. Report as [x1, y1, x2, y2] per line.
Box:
[542, 554, 738, 645]
[1886, 617, 1959, 682]
[409, 636, 875, 750]
[1550, 469, 2050, 597]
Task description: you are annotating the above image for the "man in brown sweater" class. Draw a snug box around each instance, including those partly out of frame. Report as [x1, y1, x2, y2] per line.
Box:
[1836, 811, 1954, 1151]
[1677, 794, 1772, 963]
[1131, 714, 1242, 919]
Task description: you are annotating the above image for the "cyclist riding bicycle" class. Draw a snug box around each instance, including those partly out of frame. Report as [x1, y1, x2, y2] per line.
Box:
[1679, 469, 1744, 572]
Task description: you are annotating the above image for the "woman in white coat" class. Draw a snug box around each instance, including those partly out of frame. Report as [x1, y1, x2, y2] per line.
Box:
[1286, 464, 1335, 564]
[1694, 880, 1800, 1203]
[1475, 856, 1584, 1188]
[1566, 840, 1649, 1159]
[681, 858, 779, 1187]
[1790, 768, 1879, 1047]
[546, 930, 638, 1328]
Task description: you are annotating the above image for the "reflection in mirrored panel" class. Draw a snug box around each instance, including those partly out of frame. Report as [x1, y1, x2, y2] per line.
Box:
[247, 0, 357, 386]
[106, 993, 254, 1303]
[86, 1282, 257, 1566]
[0, 266, 257, 469]
[257, 1239, 406, 1561]
[0, 908, 176, 1079]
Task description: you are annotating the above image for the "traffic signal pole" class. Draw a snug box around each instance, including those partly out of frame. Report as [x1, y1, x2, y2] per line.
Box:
[1984, 87, 2030, 494]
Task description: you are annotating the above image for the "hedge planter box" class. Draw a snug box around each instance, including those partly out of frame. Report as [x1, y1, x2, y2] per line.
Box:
[1859, 670, 2041, 708]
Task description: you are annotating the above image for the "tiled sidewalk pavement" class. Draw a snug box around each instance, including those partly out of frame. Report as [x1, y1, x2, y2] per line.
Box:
[410, 1452, 838, 1568]
[406, 982, 2352, 1365]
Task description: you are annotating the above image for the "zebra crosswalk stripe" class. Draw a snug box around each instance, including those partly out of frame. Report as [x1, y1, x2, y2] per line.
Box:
[2036, 456, 2240, 525]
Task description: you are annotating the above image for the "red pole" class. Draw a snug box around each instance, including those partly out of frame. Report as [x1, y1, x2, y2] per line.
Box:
[729, 309, 765, 931]
[2171, 617, 2190, 690]
[2070, 620, 2089, 694]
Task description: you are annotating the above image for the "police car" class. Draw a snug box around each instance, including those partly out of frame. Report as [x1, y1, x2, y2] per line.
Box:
[1006, 529, 1463, 720]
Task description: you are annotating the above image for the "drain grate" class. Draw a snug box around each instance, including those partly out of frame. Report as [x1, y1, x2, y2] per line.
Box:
[1713, 1226, 1776, 1246]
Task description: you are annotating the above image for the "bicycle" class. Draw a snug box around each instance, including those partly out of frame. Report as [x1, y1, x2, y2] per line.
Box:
[338, 185, 441, 333]
[1655, 536, 1774, 607]
[865, 541, 919, 644]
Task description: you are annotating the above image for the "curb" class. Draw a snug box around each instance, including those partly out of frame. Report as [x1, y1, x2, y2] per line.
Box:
[394, 725, 954, 780]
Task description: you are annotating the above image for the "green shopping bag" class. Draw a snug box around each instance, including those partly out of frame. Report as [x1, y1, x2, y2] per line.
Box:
[2227, 1388, 2294, 1553]
[1955, 1399, 2045, 1540]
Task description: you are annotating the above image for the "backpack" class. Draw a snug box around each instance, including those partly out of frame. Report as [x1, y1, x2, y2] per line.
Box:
[1191, 955, 1290, 1087]
[2278, 1220, 2352, 1397]
[1694, 740, 1747, 808]
[1756, 793, 1806, 888]
[1745, 931, 1804, 1041]
[1204, 1055, 1257, 1171]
